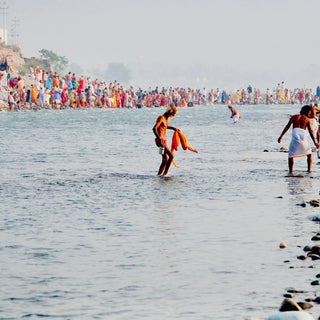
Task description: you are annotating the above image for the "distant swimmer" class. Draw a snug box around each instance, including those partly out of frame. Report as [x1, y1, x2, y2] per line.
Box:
[228, 105, 240, 123]
[153, 103, 178, 176]
[278, 105, 319, 173]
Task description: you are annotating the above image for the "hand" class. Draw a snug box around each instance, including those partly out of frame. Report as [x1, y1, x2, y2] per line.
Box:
[316, 142, 320, 149]
[278, 137, 282, 143]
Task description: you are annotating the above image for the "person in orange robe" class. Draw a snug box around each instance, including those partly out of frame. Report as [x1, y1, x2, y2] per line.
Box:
[30, 85, 38, 104]
[153, 103, 178, 176]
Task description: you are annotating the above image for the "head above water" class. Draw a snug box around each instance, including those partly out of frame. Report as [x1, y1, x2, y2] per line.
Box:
[300, 105, 311, 116]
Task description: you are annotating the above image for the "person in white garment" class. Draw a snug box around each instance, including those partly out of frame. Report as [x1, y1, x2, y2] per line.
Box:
[278, 105, 319, 173]
[228, 105, 240, 123]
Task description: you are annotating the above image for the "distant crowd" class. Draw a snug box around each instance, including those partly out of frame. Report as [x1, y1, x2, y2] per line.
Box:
[1, 66, 320, 111]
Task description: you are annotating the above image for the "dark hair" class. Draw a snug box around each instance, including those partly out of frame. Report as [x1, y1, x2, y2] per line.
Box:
[300, 105, 311, 116]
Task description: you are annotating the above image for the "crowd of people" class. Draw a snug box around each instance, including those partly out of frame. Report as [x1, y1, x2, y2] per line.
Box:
[1, 66, 320, 111]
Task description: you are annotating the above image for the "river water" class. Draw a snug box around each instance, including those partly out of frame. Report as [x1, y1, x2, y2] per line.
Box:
[1, 105, 320, 320]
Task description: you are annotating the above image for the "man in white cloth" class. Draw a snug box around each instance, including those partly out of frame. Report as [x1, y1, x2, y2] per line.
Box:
[228, 105, 240, 123]
[309, 103, 320, 142]
[278, 105, 319, 173]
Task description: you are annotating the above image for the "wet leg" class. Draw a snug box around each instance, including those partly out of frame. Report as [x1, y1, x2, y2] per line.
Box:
[288, 157, 294, 173]
[158, 155, 167, 175]
[162, 153, 173, 176]
[307, 154, 312, 173]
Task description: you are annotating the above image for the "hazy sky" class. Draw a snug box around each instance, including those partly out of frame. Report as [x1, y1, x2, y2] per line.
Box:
[4, 0, 320, 89]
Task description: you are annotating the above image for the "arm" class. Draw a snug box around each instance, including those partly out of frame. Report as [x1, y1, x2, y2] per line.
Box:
[306, 120, 320, 148]
[168, 126, 178, 131]
[278, 117, 293, 143]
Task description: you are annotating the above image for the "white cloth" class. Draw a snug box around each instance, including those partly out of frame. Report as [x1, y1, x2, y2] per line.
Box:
[310, 118, 318, 137]
[233, 114, 240, 123]
[289, 127, 311, 158]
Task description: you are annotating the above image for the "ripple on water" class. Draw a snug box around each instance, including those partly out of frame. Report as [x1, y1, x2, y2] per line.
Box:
[1, 106, 320, 319]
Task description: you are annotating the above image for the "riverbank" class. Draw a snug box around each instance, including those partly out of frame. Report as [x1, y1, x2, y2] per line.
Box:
[1, 46, 320, 112]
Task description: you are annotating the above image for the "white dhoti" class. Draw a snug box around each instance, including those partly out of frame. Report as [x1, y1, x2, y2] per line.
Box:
[233, 114, 240, 123]
[289, 128, 311, 158]
[310, 118, 318, 137]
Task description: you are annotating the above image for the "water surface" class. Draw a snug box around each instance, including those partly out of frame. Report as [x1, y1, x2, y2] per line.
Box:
[1, 105, 320, 320]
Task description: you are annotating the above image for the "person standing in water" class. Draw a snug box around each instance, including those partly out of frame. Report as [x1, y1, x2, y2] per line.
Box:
[309, 103, 320, 142]
[153, 103, 178, 176]
[278, 105, 319, 173]
[228, 105, 240, 123]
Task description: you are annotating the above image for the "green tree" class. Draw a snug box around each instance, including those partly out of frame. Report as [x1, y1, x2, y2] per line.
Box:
[39, 49, 69, 74]
[104, 63, 131, 84]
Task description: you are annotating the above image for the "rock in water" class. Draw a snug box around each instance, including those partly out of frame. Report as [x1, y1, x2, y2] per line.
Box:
[280, 242, 287, 249]
[279, 299, 302, 312]
[297, 302, 313, 310]
[310, 200, 320, 207]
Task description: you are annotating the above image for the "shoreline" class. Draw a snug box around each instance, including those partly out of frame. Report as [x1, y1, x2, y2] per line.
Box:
[1, 47, 320, 112]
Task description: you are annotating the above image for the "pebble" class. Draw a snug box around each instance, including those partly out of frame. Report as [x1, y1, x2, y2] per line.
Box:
[312, 296, 320, 303]
[280, 242, 287, 249]
[298, 202, 307, 207]
[311, 234, 320, 241]
[297, 302, 313, 310]
[287, 290, 305, 294]
[303, 245, 312, 252]
[310, 254, 320, 260]
[311, 245, 320, 254]
[283, 293, 295, 298]
[310, 199, 320, 207]
[279, 298, 302, 311]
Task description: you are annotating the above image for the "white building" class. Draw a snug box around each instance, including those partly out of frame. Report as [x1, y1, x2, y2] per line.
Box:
[0, 28, 8, 44]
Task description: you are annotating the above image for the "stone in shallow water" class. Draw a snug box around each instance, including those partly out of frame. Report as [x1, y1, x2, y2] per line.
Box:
[310, 199, 320, 207]
[297, 302, 313, 310]
[311, 234, 320, 241]
[280, 242, 287, 249]
[311, 245, 320, 255]
[303, 245, 312, 252]
[279, 298, 302, 312]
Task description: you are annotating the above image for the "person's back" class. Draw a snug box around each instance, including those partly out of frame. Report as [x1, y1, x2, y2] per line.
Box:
[291, 114, 309, 130]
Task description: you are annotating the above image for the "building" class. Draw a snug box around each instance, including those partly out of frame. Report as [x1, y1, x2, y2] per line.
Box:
[0, 28, 8, 44]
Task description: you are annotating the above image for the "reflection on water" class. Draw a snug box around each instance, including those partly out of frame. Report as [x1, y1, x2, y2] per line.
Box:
[286, 174, 315, 197]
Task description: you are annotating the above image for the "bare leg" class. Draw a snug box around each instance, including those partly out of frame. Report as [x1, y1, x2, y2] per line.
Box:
[162, 152, 174, 176]
[158, 154, 168, 175]
[307, 154, 312, 173]
[288, 157, 294, 173]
